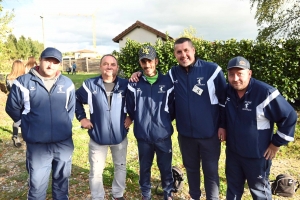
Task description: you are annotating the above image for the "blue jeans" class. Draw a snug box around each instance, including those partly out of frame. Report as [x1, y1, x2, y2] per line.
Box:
[26, 137, 74, 200]
[178, 134, 220, 200]
[137, 138, 173, 200]
[226, 148, 272, 200]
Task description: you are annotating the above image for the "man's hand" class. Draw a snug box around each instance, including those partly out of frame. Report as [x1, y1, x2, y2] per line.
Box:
[264, 143, 280, 160]
[129, 71, 142, 82]
[218, 128, 226, 142]
[124, 116, 132, 129]
[80, 118, 93, 129]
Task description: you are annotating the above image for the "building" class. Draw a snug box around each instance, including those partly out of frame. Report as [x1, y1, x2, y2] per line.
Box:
[112, 20, 173, 49]
[74, 49, 98, 59]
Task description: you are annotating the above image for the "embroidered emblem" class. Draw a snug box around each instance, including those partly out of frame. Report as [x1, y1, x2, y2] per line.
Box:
[57, 85, 65, 93]
[196, 77, 205, 86]
[242, 101, 252, 111]
[158, 85, 166, 93]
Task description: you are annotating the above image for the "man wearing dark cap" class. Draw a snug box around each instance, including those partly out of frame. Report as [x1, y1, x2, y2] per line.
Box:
[126, 46, 175, 200]
[130, 38, 227, 200]
[225, 56, 297, 199]
[6, 47, 75, 200]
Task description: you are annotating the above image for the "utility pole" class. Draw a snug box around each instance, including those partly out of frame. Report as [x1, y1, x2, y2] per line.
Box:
[40, 15, 45, 49]
[92, 13, 96, 51]
[58, 12, 98, 52]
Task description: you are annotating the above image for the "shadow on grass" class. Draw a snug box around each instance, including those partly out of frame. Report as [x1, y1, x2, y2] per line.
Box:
[0, 126, 12, 134]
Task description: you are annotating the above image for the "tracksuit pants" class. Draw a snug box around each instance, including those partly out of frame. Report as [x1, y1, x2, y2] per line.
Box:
[89, 137, 128, 200]
[226, 148, 272, 200]
[26, 137, 74, 200]
[137, 138, 174, 200]
[178, 133, 220, 200]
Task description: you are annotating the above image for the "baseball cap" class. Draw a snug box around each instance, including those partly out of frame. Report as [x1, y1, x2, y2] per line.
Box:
[40, 47, 62, 63]
[138, 46, 157, 61]
[227, 56, 250, 70]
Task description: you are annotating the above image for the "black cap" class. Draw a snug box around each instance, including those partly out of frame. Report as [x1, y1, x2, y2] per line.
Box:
[227, 56, 250, 70]
[40, 47, 62, 63]
[138, 46, 157, 61]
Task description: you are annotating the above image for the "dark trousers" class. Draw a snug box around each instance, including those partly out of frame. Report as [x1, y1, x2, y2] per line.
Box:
[26, 137, 74, 200]
[226, 148, 272, 200]
[178, 134, 220, 200]
[137, 138, 173, 200]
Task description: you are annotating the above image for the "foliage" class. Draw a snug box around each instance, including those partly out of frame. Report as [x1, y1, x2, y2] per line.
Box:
[115, 37, 300, 103]
[0, 1, 14, 71]
[0, 35, 44, 73]
[250, 0, 300, 40]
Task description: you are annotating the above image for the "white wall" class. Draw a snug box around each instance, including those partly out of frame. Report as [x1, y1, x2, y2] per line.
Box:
[118, 28, 163, 49]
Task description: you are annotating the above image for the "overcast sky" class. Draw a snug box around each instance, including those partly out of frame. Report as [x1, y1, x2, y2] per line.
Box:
[2, 0, 258, 55]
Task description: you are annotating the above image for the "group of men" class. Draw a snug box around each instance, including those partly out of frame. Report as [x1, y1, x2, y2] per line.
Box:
[5, 37, 297, 200]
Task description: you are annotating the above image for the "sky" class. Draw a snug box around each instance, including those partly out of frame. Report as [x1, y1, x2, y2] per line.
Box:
[2, 0, 258, 55]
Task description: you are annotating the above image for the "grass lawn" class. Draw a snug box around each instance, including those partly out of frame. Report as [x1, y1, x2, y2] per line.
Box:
[0, 72, 299, 199]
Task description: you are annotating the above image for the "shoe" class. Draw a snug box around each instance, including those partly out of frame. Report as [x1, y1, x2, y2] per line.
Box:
[141, 196, 151, 200]
[112, 197, 125, 200]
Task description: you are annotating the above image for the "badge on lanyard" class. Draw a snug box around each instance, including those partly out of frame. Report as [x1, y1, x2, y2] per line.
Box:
[192, 85, 203, 96]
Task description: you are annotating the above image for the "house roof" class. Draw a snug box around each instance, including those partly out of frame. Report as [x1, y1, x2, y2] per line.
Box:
[112, 20, 173, 43]
[75, 49, 97, 53]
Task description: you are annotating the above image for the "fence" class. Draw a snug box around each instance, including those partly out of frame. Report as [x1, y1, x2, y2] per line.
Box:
[62, 58, 101, 73]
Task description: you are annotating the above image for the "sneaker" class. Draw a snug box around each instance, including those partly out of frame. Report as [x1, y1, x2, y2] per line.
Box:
[112, 197, 125, 200]
[142, 196, 151, 200]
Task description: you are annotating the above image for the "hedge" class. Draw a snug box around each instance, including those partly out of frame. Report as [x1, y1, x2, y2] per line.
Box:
[113, 38, 300, 103]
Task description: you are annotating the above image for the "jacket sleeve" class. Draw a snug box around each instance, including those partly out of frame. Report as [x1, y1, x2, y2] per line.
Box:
[75, 82, 89, 121]
[264, 90, 297, 147]
[67, 83, 76, 121]
[5, 79, 24, 122]
[125, 83, 136, 121]
[214, 66, 227, 129]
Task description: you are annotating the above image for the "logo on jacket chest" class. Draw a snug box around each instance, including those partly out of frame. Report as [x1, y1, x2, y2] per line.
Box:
[158, 85, 166, 93]
[196, 77, 205, 86]
[57, 85, 65, 93]
[242, 101, 252, 111]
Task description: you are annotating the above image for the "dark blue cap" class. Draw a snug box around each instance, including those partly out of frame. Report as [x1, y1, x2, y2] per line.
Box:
[138, 46, 157, 61]
[40, 47, 62, 63]
[227, 56, 250, 70]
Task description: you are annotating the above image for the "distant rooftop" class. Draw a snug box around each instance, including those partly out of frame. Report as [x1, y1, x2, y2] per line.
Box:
[112, 20, 173, 43]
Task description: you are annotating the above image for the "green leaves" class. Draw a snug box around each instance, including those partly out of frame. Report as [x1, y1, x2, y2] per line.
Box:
[116, 37, 300, 103]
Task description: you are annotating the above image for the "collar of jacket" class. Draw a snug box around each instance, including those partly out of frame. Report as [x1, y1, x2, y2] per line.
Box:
[141, 70, 162, 83]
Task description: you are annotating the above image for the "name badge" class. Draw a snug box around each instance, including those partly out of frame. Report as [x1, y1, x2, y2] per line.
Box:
[192, 85, 203, 96]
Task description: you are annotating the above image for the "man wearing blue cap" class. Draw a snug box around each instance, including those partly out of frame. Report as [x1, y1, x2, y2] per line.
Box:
[6, 47, 76, 200]
[225, 56, 297, 199]
[126, 46, 175, 200]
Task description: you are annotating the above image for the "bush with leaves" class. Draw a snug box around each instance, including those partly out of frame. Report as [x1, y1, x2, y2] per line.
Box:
[114, 37, 300, 103]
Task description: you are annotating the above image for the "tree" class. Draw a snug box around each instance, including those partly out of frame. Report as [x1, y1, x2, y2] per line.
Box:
[0, 0, 14, 71]
[5, 34, 18, 59]
[16, 35, 30, 60]
[250, 0, 300, 40]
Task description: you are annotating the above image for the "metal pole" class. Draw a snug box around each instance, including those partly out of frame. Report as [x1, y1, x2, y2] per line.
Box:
[40, 15, 45, 49]
[92, 14, 96, 52]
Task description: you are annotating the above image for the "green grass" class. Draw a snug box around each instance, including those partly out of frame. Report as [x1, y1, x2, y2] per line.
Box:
[1, 74, 300, 199]
[62, 72, 100, 89]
